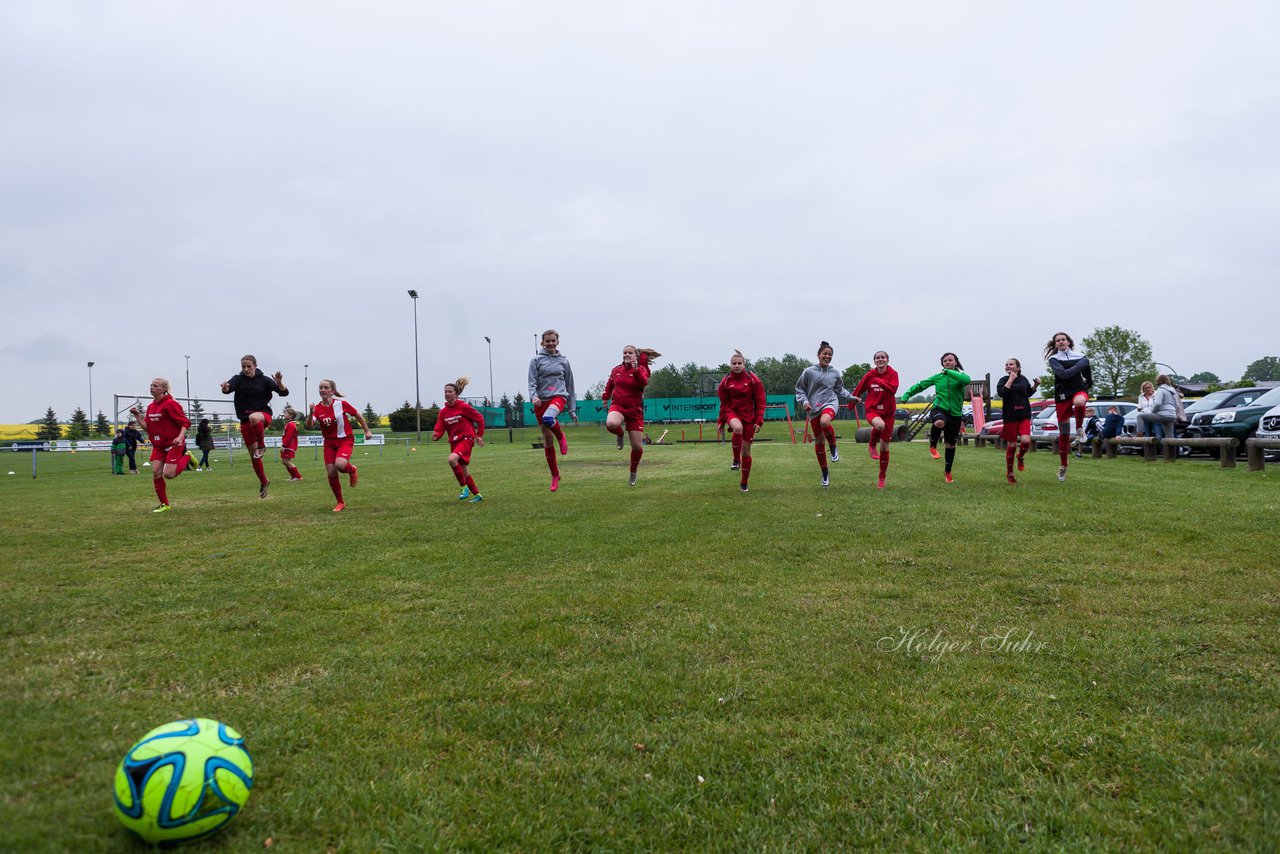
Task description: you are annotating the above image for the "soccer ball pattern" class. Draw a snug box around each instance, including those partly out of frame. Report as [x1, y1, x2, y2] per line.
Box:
[114, 718, 253, 844]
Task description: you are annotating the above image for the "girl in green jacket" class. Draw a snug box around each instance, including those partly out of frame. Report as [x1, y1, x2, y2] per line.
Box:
[900, 353, 971, 483]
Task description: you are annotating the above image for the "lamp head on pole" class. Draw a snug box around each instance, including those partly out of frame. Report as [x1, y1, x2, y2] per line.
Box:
[484, 336, 491, 344]
[407, 289, 418, 300]
[88, 361, 95, 368]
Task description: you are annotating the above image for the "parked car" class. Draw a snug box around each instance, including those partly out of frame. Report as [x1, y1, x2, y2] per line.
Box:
[1031, 401, 1138, 449]
[1255, 403, 1280, 462]
[1188, 386, 1280, 457]
[1123, 387, 1269, 436]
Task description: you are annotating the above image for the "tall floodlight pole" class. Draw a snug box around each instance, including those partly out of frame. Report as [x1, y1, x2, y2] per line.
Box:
[87, 361, 95, 425]
[408, 290, 421, 441]
[184, 355, 191, 406]
[485, 336, 494, 409]
[304, 364, 309, 412]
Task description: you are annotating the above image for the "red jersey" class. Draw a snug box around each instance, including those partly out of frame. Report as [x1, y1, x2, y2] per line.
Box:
[433, 401, 486, 444]
[853, 367, 900, 416]
[717, 371, 766, 426]
[602, 351, 650, 413]
[144, 395, 190, 448]
[311, 398, 360, 439]
[281, 421, 299, 453]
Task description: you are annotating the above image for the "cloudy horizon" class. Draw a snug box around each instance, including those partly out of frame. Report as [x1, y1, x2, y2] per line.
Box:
[2, 2, 1276, 425]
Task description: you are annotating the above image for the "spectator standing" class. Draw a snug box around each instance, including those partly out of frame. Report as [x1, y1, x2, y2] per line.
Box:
[124, 420, 144, 474]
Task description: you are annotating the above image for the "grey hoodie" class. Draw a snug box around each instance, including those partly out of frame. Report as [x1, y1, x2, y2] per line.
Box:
[528, 348, 576, 414]
[795, 364, 855, 413]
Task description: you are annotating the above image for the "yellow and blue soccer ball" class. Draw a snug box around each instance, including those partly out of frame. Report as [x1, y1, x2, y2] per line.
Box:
[114, 718, 253, 844]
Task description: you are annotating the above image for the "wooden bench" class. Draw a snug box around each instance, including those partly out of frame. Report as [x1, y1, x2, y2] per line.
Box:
[1106, 436, 1160, 462]
[1158, 437, 1239, 467]
[1245, 438, 1280, 472]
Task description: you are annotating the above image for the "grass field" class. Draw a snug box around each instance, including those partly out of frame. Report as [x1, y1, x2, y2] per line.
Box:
[2, 424, 1277, 851]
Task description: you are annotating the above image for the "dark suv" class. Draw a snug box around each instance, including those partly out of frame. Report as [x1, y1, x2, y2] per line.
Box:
[1188, 386, 1280, 456]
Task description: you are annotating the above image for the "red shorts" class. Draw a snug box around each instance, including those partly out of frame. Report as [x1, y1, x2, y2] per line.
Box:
[280, 448, 296, 460]
[240, 413, 273, 444]
[149, 441, 188, 466]
[1001, 419, 1032, 442]
[1055, 396, 1086, 422]
[608, 405, 645, 433]
[534, 397, 568, 421]
[869, 413, 896, 436]
[323, 438, 354, 465]
[809, 407, 836, 424]
[449, 437, 476, 464]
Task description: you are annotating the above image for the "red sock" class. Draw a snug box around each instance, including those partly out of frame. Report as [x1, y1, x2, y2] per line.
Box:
[1017, 446, 1026, 463]
[1006, 445, 1016, 474]
[824, 425, 836, 446]
[606, 422, 623, 436]
[879, 449, 890, 479]
[328, 474, 343, 502]
[450, 464, 466, 485]
[815, 444, 827, 468]
[550, 422, 565, 441]
[870, 428, 881, 446]
[465, 475, 479, 494]
[285, 463, 300, 478]
[1058, 435, 1069, 465]
[731, 434, 742, 464]
[544, 446, 559, 476]
[1074, 403, 1086, 431]
[251, 456, 267, 484]
[630, 448, 642, 472]
[741, 455, 752, 486]
[153, 477, 167, 504]
[256, 420, 267, 446]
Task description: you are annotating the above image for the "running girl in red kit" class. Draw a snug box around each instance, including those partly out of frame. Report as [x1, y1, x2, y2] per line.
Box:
[795, 340, 858, 488]
[716, 350, 766, 493]
[221, 354, 289, 499]
[278, 406, 303, 482]
[602, 345, 661, 486]
[433, 376, 486, 503]
[528, 329, 577, 492]
[131, 377, 197, 513]
[306, 379, 372, 513]
[852, 350, 900, 489]
[996, 358, 1039, 484]
[1045, 331, 1092, 482]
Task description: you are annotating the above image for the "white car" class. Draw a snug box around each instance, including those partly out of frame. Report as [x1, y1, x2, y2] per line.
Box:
[1255, 403, 1280, 461]
[1030, 401, 1138, 449]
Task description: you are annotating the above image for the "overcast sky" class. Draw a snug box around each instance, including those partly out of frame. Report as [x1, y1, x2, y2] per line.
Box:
[2, 2, 1276, 423]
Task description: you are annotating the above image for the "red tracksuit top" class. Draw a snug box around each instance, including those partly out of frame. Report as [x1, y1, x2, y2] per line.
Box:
[144, 395, 190, 449]
[602, 351, 651, 413]
[853, 367, 900, 416]
[717, 371, 766, 427]
[281, 421, 299, 453]
[311, 399, 360, 440]
[433, 401, 486, 445]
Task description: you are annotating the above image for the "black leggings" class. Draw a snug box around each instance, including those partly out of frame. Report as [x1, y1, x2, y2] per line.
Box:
[929, 410, 962, 446]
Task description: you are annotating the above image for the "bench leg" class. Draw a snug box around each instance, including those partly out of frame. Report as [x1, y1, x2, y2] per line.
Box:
[1248, 445, 1265, 472]
[1162, 441, 1176, 462]
[1143, 442, 1157, 462]
[1106, 441, 1118, 459]
[1220, 443, 1237, 468]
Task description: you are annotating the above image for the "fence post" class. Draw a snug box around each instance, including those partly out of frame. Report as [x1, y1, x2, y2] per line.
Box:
[1220, 439, 1237, 469]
